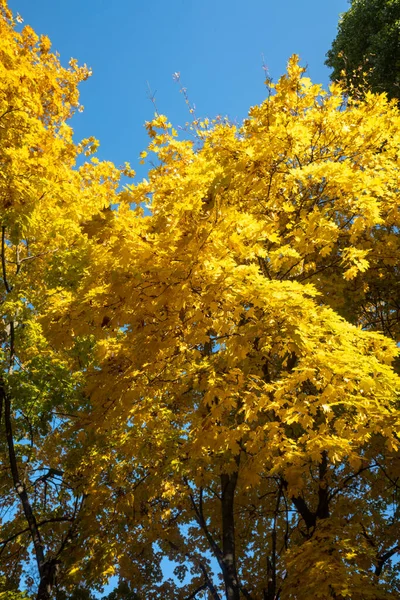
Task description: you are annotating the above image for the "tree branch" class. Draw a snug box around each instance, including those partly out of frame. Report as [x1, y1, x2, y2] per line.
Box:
[1, 225, 11, 293]
[282, 478, 316, 531]
[185, 583, 208, 599]
[2, 383, 46, 580]
[375, 546, 400, 577]
[168, 539, 222, 600]
[187, 485, 223, 563]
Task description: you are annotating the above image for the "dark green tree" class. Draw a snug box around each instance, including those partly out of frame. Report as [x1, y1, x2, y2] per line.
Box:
[101, 582, 139, 600]
[55, 589, 94, 600]
[54, 582, 139, 600]
[326, 0, 400, 100]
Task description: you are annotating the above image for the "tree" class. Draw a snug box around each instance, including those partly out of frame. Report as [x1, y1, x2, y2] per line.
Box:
[326, 0, 400, 100]
[2, 0, 400, 598]
[54, 581, 139, 600]
[0, 2, 130, 598]
[42, 59, 400, 598]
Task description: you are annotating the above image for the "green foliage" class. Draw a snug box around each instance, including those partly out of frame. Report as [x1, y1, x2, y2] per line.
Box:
[0, 592, 29, 600]
[326, 0, 400, 100]
[54, 581, 139, 600]
[101, 581, 139, 600]
[0, 577, 29, 599]
[55, 589, 94, 600]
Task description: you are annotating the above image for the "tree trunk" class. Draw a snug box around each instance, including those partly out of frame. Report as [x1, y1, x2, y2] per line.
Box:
[36, 559, 60, 600]
[221, 470, 240, 600]
[2, 383, 56, 600]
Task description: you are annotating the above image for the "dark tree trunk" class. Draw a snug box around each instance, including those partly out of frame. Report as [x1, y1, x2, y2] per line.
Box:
[36, 559, 61, 600]
[2, 383, 57, 600]
[221, 470, 240, 600]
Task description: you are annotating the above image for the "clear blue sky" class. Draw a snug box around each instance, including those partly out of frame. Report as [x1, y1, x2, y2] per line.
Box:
[9, 0, 349, 180]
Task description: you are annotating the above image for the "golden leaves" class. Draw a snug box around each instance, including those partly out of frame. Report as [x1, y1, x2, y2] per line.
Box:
[2, 12, 400, 593]
[55, 53, 400, 596]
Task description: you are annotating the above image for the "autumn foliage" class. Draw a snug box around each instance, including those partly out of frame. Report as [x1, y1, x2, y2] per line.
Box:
[1, 2, 400, 599]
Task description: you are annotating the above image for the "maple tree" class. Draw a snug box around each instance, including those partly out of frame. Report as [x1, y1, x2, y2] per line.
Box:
[45, 61, 400, 600]
[0, 2, 129, 598]
[1, 1, 400, 599]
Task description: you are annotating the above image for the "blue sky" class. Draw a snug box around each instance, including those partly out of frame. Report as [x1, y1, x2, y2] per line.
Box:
[9, 0, 349, 181]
